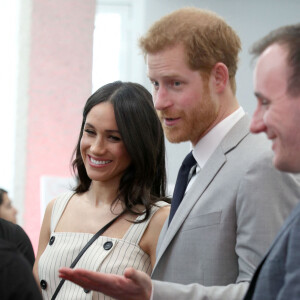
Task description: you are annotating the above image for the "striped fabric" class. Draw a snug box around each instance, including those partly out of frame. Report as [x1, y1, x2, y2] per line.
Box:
[38, 191, 168, 299]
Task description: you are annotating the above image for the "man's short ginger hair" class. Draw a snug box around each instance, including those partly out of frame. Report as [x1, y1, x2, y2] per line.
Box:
[139, 7, 241, 94]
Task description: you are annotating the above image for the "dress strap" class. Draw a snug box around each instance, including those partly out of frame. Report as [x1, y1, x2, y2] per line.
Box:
[122, 201, 169, 245]
[50, 191, 75, 232]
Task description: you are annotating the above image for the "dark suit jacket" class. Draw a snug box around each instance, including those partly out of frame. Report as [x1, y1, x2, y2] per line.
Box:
[0, 218, 35, 266]
[0, 238, 42, 300]
[244, 201, 300, 300]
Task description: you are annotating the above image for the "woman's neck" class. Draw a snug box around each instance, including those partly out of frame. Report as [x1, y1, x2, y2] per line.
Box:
[84, 181, 122, 211]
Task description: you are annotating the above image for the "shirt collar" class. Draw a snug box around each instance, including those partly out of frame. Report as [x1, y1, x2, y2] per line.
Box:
[192, 107, 245, 168]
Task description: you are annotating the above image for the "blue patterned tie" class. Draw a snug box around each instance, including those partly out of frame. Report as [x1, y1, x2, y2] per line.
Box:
[169, 151, 197, 225]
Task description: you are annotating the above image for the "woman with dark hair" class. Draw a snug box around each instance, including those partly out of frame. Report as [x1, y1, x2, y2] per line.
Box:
[34, 81, 170, 299]
[0, 188, 18, 224]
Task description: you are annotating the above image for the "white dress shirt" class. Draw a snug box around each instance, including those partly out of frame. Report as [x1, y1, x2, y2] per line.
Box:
[187, 107, 245, 191]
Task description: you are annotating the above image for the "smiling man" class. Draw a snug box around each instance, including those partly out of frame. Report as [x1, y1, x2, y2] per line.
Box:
[244, 23, 300, 300]
[250, 31, 300, 173]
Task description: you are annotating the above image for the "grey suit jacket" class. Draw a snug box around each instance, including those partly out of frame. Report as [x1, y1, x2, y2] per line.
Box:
[244, 201, 300, 300]
[151, 116, 300, 300]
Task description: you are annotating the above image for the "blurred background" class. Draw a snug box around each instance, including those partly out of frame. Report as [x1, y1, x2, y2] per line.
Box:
[1, 0, 299, 251]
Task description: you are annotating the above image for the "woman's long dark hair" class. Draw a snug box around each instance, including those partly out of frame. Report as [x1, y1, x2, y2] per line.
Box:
[72, 81, 169, 221]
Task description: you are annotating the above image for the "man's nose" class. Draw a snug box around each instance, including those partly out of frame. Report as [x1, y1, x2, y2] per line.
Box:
[153, 87, 172, 111]
[250, 108, 267, 134]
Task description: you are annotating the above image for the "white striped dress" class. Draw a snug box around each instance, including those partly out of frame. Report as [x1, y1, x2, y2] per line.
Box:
[38, 191, 168, 300]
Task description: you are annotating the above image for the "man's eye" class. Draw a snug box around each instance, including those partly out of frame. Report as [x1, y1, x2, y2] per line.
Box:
[173, 81, 181, 87]
[151, 81, 159, 89]
[261, 99, 269, 106]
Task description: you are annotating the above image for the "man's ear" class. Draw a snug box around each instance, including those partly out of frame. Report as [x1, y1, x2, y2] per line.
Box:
[211, 62, 229, 93]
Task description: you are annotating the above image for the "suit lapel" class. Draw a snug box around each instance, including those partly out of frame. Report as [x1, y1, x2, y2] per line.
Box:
[154, 115, 251, 269]
[154, 146, 226, 266]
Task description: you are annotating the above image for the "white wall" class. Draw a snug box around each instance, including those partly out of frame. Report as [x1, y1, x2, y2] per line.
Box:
[139, 0, 300, 188]
[0, 0, 19, 197]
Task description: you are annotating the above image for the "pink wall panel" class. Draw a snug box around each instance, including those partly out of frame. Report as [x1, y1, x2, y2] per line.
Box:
[25, 0, 96, 251]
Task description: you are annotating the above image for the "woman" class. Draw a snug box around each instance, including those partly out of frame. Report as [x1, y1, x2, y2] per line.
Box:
[0, 188, 18, 224]
[34, 81, 170, 299]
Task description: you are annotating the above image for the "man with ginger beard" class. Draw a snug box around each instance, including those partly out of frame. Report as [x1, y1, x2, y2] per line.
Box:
[59, 8, 300, 300]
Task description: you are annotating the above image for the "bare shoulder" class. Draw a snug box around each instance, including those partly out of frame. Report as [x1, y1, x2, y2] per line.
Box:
[33, 197, 57, 282]
[139, 204, 169, 248]
[139, 204, 170, 266]
[44, 197, 56, 217]
[148, 204, 170, 230]
[39, 197, 57, 238]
